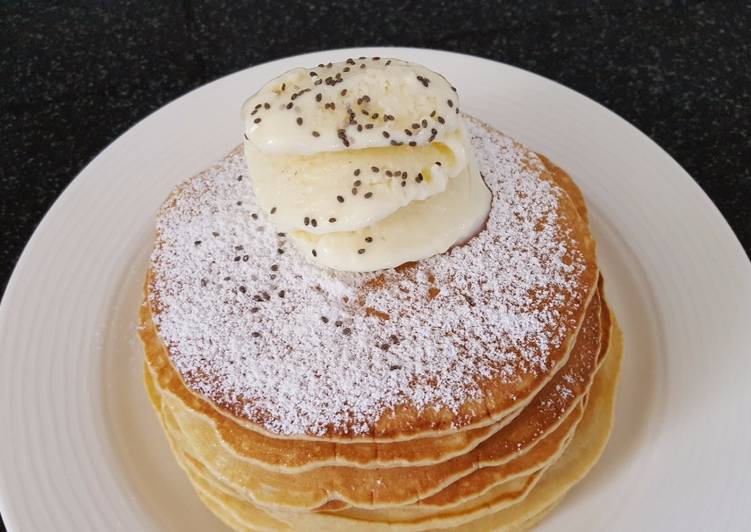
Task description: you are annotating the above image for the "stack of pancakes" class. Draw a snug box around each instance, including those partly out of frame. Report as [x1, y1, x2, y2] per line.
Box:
[139, 117, 622, 530]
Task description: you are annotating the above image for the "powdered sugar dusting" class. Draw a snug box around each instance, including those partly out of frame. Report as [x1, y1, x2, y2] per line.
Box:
[149, 118, 588, 437]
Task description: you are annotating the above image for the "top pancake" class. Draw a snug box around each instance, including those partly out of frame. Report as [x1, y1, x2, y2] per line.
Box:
[146, 116, 598, 441]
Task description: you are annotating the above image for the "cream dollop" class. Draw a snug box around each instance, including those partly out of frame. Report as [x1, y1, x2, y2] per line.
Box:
[242, 58, 490, 272]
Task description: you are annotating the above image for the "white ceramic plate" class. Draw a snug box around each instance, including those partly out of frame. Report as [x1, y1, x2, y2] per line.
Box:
[1, 48, 750, 531]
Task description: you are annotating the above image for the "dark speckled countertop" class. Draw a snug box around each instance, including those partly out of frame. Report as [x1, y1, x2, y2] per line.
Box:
[1, 1, 750, 529]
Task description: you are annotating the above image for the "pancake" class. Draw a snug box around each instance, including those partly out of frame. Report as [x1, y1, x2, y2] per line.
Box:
[145, 116, 599, 442]
[139, 110, 621, 530]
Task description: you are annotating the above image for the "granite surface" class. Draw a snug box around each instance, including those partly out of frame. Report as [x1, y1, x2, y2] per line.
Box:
[1, 1, 750, 529]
